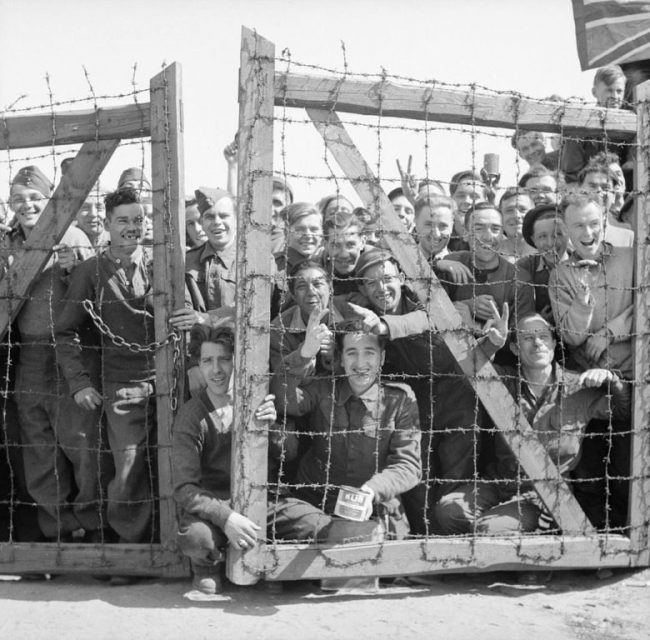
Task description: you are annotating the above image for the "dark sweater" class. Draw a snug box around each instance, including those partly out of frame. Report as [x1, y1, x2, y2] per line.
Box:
[55, 247, 156, 393]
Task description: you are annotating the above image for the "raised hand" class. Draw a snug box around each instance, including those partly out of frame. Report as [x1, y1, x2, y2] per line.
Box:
[299, 307, 330, 359]
[396, 155, 418, 205]
[435, 259, 474, 284]
[579, 368, 615, 388]
[483, 301, 509, 348]
[255, 394, 277, 423]
[472, 294, 498, 321]
[223, 137, 238, 166]
[346, 302, 385, 335]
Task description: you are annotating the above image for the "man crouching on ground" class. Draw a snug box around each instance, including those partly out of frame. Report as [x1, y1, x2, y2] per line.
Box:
[172, 326, 276, 595]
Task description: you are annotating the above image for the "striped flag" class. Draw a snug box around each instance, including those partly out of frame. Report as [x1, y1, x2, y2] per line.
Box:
[572, 0, 650, 70]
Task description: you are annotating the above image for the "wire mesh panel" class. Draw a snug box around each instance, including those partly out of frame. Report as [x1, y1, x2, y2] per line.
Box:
[0, 65, 186, 577]
[229, 28, 650, 586]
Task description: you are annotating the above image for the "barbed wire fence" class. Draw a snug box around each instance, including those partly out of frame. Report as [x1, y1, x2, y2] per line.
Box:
[0, 26, 647, 588]
[0, 62, 187, 577]
[231, 27, 650, 586]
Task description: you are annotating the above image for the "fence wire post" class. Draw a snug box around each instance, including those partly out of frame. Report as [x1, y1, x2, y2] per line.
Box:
[631, 78, 650, 564]
[227, 27, 275, 586]
[150, 63, 186, 563]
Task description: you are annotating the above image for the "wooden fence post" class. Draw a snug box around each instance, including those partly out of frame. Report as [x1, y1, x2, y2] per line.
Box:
[630, 79, 650, 563]
[150, 63, 186, 555]
[227, 27, 275, 586]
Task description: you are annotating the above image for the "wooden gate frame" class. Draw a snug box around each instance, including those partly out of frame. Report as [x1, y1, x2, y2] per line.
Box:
[0, 64, 187, 577]
[230, 27, 650, 585]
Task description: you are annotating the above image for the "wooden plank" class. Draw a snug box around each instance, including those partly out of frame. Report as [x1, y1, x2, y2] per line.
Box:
[630, 79, 650, 565]
[262, 535, 636, 581]
[0, 543, 187, 577]
[307, 108, 594, 535]
[226, 27, 275, 586]
[0, 103, 150, 150]
[0, 139, 119, 341]
[150, 63, 186, 555]
[277, 72, 637, 139]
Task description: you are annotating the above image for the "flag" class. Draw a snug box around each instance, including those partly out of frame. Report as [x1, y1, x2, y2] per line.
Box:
[572, 0, 650, 70]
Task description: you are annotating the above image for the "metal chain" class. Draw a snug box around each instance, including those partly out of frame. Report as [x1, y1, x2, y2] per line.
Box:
[82, 299, 181, 353]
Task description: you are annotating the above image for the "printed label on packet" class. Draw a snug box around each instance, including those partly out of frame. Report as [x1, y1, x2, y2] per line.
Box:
[334, 486, 373, 521]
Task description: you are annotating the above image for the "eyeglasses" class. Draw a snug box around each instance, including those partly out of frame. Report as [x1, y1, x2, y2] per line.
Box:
[9, 194, 48, 208]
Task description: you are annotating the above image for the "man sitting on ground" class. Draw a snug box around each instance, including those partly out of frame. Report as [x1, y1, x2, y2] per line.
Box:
[433, 313, 631, 535]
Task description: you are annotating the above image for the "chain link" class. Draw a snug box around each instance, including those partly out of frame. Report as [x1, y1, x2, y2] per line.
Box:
[82, 299, 181, 353]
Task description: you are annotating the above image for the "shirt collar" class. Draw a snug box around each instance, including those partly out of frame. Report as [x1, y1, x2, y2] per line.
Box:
[199, 239, 237, 266]
[104, 245, 144, 268]
[335, 377, 381, 407]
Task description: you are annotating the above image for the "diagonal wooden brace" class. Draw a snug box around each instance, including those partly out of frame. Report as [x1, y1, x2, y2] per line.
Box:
[306, 107, 594, 534]
[0, 139, 119, 341]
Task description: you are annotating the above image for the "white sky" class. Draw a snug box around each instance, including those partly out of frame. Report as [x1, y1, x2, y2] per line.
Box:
[0, 0, 597, 204]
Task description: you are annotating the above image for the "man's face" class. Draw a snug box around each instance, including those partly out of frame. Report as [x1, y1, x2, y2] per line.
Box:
[415, 205, 454, 257]
[287, 212, 322, 258]
[466, 208, 503, 263]
[513, 317, 556, 370]
[452, 180, 484, 214]
[501, 195, 532, 240]
[325, 225, 366, 275]
[564, 201, 605, 260]
[323, 197, 353, 220]
[106, 202, 145, 250]
[525, 175, 558, 206]
[581, 170, 614, 210]
[76, 197, 106, 239]
[291, 266, 330, 317]
[391, 194, 415, 231]
[271, 188, 289, 229]
[593, 78, 625, 109]
[340, 332, 385, 396]
[359, 260, 403, 314]
[185, 203, 207, 246]
[199, 341, 233, 397]
[531, 216, 569, 267]
[9, 185, 48, 232]
[516, 132, 546, 165]
[202, 198, 236, 251]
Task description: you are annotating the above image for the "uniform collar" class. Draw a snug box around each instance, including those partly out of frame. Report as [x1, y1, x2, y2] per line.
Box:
[199, 239, 237, 265]
[104, 245, 144, 268]
[335, 377, 381, 407]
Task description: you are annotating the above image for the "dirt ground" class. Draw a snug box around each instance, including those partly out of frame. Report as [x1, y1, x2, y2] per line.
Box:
[1, 567, 648, 640]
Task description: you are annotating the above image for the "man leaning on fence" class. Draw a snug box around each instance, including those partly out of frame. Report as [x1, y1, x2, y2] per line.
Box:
[2, 166, 102, 544]
[56, 187, 158, 578]
[433, 313, 631, 535]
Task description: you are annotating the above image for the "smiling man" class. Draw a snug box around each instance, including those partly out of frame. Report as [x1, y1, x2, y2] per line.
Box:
[56, 187, 157, 575]
[3, 165, 99, 545]
[76, 187, 109, 249]
[322, 209, 367, 296]
[269, 320, 421, 541]
[444, 203, 533, 339]
[173, 326, 276, 594]
[433, 313, 631, 535]
[171, 187, 237, 331]
[549, 194, 634, 378]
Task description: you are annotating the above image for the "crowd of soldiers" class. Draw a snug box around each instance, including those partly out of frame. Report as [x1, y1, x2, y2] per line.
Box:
[0, 63, 638, 593]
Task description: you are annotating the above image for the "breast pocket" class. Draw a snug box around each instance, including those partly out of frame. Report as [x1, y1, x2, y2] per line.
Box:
[362, 416, 394, 440]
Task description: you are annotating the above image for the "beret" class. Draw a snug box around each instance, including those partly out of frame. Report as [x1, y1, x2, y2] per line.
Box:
[522, 203, 562, 248]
